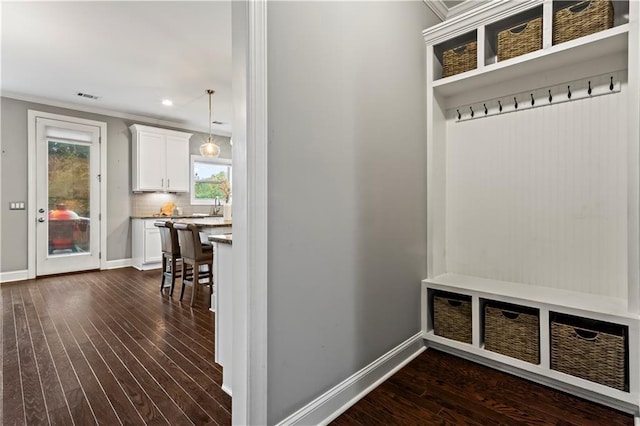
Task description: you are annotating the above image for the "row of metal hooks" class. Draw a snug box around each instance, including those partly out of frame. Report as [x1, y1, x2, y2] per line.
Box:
[454, 73, 621, 122]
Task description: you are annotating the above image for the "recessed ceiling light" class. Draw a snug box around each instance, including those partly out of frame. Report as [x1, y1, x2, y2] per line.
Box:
[162, 99, 173, 106]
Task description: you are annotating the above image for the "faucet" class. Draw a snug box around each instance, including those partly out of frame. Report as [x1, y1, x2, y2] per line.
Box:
[211, 197, 222, 216]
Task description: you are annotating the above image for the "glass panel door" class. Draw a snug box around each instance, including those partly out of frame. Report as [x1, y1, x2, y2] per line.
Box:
[36, 117, 101, 275]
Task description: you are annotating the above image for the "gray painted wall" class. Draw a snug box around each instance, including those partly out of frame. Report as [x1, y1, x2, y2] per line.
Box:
[0, 96, 230, 271]
[267, 1, 437, 423]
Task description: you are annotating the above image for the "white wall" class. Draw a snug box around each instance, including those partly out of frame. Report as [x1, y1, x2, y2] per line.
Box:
[446, 78, 628, 298]
[266, 1, 438, 422]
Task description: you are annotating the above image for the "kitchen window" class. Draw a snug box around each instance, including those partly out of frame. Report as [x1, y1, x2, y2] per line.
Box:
[190, 155, 232, 205]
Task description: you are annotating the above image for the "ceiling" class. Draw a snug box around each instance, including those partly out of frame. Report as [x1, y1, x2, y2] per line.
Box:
[1, 1, 232, 136]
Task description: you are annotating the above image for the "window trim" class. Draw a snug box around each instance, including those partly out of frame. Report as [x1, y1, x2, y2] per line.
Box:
[190, 155, 232, 205]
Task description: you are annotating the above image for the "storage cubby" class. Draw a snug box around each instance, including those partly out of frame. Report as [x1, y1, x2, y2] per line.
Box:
[550, 312, 629, 392]
[483, 300, 540, 365]
[422, 0, 639, 414]
[433, 30, 477, 80]
[553, 1, 629, 46]
[485, 5, 543, 65]
[430, 290, 472, 344]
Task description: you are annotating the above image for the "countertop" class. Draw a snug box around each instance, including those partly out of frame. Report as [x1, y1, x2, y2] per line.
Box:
[175, 217, 232, 228]
[208, 234, 233, 245]
[130, 214, 221, 219]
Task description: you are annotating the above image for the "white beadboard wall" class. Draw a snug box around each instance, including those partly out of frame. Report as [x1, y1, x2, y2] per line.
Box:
[445, 78, 628, 298]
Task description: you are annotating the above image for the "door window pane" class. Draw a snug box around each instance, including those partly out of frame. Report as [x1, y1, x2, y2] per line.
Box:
[47, 140, 91, 255]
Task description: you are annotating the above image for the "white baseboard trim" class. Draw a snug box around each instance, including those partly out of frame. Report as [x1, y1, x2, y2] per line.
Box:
[276, 332, 426, 426]
[222, 384, 232, 397]
[104, 259, 133, 270]
[0, 270, 29, 283]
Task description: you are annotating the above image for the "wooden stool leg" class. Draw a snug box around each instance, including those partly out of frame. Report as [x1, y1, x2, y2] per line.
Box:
[169, 256, 178, 296]
[160, 254, 167, 291]
[191, 263, 199, 307]
[180, 262, 189, 301]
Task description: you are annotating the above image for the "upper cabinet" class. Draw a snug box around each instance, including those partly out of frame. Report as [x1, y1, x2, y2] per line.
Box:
[130, 124, 192, 192]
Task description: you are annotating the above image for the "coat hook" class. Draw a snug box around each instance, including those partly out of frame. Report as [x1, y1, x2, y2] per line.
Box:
[530, 93, 535, 106]
[588, 81, 592, 95]
[610, 76, 614, 91]
[470, 106, 474, 118]
[548, 90, 553, 102]
[514, 97, 518, 109]
[457, 109, 461, 120]
[498, 100, 502, 112]
[567, 85, 572, 99]
[484, 103, 488, 115]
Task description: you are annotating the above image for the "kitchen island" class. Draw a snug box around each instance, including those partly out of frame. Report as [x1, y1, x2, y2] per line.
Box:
[209, 233, 232, 396]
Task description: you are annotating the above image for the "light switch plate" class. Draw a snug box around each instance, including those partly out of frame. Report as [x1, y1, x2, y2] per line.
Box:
[9, 202, 25, 210]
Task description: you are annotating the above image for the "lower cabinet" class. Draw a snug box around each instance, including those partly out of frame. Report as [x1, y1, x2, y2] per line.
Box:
[132, 219, 164, 270]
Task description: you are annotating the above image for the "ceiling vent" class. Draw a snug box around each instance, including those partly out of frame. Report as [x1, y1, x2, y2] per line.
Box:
[77, 92, 100, 100]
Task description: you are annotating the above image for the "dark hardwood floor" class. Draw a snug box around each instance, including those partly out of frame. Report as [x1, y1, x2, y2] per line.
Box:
[1, 267, 230, 425]
[333, 348, 634, 425]
[2, 268, 635, 425]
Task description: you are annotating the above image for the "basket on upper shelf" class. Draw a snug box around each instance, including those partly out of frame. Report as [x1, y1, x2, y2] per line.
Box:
[553, 0, 614, 45]
[497, 17, 543, 61]
[442, 41, 477, 78]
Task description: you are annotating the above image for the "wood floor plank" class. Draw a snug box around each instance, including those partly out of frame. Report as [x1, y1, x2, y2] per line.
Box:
[14, 288, 49, 425]
[331, 348, 634, 426]
[18, 286, 72, 425]
[83, 318, 193, 426]
[90, 273, 217, 361]
[37, 284, 121, 426]
[28, 286, 96, 425]
[3, 287, 25, 426]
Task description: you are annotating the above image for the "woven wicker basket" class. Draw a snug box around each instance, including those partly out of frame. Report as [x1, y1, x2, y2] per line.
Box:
[433, 295, 472, 344]
[498, 17, 543, 61]
[551, 320, 627, 391]
[442, 41, 477, 78]
[553, 0, 614, 45]
[484, 305, 539, 364]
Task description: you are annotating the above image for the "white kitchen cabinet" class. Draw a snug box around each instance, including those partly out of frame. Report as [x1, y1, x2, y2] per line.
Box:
[132, 219, 164, 270]
[130, 124, 192, 192]
[422, 0, 639, 413]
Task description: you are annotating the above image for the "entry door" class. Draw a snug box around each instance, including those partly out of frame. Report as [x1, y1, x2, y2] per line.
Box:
[35, 117, 101, 275]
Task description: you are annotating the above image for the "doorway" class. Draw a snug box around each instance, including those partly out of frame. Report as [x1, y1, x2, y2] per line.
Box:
[28, 111, 107, 277]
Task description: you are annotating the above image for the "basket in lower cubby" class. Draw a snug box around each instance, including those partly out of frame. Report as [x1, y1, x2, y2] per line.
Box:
[484, 301, 540, 364]
[433, 291, 472, 344]
[550, 313, 628, 392]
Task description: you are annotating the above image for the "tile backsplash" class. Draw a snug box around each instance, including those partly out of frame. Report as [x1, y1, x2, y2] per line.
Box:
[131, 193, 218, 216]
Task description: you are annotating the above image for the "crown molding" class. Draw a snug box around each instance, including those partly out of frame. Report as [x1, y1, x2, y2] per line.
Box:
[423, 0, 447, 21]
[0, 91, 232, 137]
[446, 0, 493, 18]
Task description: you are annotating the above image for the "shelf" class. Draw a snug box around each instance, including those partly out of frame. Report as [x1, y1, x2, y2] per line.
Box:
[432, 24, 629, 98]
[423, 273, 637, 322]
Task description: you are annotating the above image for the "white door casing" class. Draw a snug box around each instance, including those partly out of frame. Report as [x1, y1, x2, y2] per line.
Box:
[28, 110, 108, 278]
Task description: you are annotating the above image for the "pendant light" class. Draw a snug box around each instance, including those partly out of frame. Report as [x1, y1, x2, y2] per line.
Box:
[200, 89, 221, 158]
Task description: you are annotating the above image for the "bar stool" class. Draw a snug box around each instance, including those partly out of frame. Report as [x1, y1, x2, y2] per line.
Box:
[174, 223, 214, 307]
[154, 220, 182, 295]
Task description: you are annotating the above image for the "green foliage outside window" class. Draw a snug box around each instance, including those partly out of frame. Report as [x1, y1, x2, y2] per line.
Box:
[195, 171, 230, 201]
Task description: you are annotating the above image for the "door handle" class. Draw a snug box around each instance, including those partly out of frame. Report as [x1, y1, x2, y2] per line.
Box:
[167, 179, 170, 188]
[161, 178, 164, 188]
[38, 217, 45, 223]
[39, 208, 45, 213]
